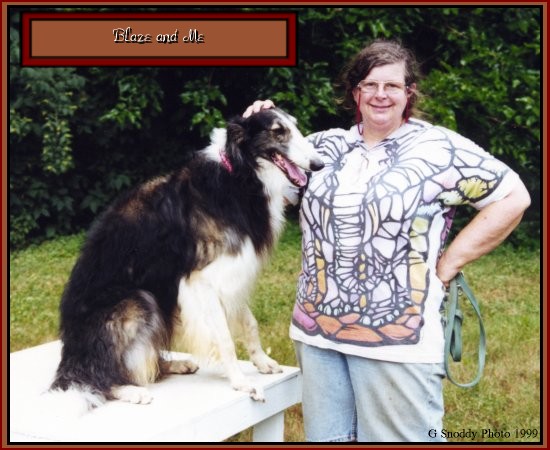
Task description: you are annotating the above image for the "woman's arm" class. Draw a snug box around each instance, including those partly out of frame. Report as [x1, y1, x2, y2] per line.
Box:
[436, 180, 531, 286]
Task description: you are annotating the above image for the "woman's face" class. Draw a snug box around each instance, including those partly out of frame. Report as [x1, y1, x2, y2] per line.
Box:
[353, 62, 414, 132]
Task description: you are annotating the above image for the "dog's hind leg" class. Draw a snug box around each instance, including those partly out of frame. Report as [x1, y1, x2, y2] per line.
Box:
[178, 277, 265, 401]
[238, 305, 282, 374]
[159, 358, 199, 375]
[159, 315, 200, 375]
[107, 291, 169, 404]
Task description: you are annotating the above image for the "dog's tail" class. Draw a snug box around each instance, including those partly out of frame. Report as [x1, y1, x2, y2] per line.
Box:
[47, 335, 128, 417]
[10, 384, 105, 441]
[11, 385, 101, 440]
[44, 384, 106, 417]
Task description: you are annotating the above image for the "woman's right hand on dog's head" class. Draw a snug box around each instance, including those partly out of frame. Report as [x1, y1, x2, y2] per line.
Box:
[243, 99, 276, 118]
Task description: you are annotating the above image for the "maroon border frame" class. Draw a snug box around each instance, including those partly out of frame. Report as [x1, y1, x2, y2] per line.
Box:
[4, 3, 546, 449]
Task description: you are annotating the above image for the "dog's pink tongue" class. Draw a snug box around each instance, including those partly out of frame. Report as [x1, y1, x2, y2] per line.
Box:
[284, 160, 307, 187]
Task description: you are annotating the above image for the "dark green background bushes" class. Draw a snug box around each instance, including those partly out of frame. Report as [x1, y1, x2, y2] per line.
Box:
[9, 7, 540, 248]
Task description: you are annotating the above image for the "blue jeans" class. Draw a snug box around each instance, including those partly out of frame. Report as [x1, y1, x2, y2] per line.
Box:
[294, 341, 446, 442]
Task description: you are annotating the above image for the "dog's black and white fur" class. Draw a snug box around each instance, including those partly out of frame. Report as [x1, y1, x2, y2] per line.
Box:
[50, 108, 323, 409]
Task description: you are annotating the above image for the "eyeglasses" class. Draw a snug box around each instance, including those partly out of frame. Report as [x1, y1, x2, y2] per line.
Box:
[356, 80, 408, 95]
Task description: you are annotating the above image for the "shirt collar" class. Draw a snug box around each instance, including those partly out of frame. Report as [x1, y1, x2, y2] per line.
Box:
[349, 118, 426, 148]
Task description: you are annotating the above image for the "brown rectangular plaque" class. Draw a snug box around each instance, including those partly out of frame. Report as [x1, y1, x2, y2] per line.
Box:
[21, 12, 296, 66]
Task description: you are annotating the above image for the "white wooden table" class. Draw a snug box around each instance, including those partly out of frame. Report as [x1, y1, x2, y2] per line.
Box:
[9, 340, 302, 443]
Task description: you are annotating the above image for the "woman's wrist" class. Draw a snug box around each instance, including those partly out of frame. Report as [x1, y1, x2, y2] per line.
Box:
[436, 251, 463, 287]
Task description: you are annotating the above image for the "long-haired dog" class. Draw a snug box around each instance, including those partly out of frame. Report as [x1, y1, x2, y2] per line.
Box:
[49, 108, 323, 411]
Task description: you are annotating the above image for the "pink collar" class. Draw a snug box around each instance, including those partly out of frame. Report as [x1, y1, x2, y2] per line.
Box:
[219, 149, 233, 173]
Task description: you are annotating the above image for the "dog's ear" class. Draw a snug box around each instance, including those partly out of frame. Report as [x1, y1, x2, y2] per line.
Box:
[225, 118, 247, 168]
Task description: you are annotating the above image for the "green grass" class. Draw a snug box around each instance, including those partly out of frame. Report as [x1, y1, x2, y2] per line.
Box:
[10, 233, 84, 351]
[9, 222, 540, 443]
[439, 241, 541, 443]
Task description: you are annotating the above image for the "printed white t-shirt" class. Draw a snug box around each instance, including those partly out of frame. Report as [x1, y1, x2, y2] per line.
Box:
[289, 118, 520, 363]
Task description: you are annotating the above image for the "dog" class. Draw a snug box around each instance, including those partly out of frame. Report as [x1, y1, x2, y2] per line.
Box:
[49, 108, 324, 410]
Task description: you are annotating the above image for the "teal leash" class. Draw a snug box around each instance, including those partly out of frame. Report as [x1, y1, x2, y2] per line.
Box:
[443, 272, 486, 388]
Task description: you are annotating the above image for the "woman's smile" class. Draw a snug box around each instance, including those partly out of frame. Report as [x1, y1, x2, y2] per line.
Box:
[369, 103, 393, 112]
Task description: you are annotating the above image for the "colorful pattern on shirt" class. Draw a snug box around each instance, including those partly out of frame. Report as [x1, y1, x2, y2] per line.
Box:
[292, 120, 512, 349]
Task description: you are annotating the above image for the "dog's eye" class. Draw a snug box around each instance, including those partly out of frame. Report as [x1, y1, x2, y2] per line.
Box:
[271, 125, 287, 141]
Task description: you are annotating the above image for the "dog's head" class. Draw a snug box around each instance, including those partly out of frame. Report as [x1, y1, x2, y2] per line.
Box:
[222, 108, 324, 188]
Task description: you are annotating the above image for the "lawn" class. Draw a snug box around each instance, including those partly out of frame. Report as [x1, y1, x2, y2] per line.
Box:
[9, 221, 541, 443]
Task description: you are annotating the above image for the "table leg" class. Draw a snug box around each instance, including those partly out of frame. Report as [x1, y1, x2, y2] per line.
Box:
[252, 411, 285, 442]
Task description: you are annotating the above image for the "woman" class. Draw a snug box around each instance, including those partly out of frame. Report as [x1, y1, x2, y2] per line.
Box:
[244, 40, 530, 442]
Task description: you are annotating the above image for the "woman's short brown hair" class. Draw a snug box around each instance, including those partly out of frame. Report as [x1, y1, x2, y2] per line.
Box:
[338, 39, 421, 117]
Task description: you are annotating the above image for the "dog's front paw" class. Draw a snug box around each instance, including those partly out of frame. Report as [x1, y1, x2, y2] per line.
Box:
[111, 385, 153, 405]
[231, 378, 265, 402]
[248, 386, 266, 402]
[252, 354, 283, 374]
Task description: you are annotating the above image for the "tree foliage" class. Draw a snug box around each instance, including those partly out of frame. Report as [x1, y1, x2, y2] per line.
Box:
[9, 6, 540, 248]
